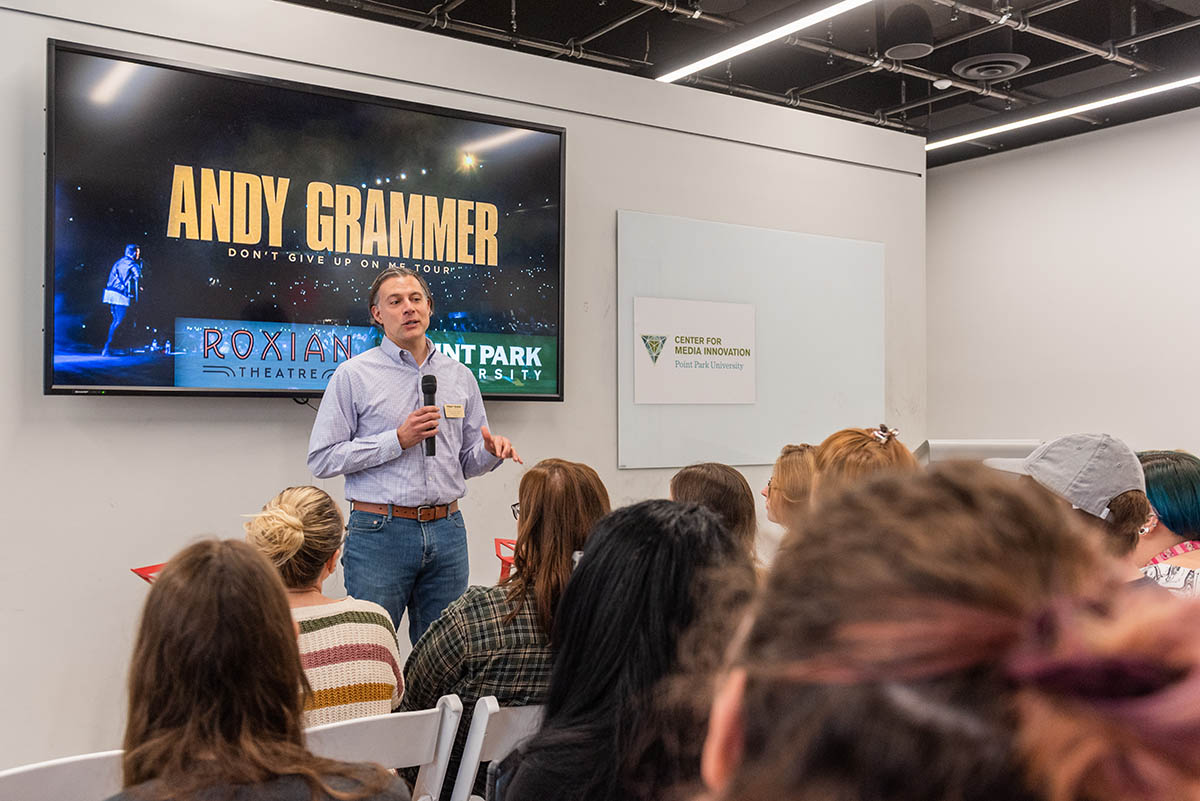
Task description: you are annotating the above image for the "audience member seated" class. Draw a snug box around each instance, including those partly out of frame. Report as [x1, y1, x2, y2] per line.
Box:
[670, 462, 758, 558]
[106, 539, 408, 801]
[1137, 450, 1200, 596]
[246, 486, 403, 726]
[761, 444, 816, 530]
[399, 459, 610, 800]
[813, 424, 918, 494]
[698, 462, 1200, 801]
[986, 433, 1153, 581]
[501, 499, 755, 801]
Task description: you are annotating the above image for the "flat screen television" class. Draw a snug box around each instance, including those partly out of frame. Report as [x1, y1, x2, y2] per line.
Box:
[46, 40, 565, 399]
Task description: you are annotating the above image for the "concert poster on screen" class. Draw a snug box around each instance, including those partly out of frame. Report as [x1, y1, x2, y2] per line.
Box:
[46, 41, 564, 399]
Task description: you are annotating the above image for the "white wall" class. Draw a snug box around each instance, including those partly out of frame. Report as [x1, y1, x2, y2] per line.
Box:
[927, 106, 1200, 453]
[0, 0, 925, 768]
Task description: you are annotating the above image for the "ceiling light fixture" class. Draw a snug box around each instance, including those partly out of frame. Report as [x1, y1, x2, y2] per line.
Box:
[926, 71, 1200, 151]
[656, 0, 876, 84]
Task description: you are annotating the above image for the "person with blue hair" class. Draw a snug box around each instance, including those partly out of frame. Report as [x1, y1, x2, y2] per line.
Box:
[1137, 450, 1200, 596]
[101, 243, 142, 356]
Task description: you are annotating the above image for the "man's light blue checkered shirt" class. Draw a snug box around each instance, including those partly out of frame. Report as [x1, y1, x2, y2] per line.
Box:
[307, 336, 501, 505]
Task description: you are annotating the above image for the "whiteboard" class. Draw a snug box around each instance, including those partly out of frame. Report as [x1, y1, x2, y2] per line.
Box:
[617, 210, 885, 469]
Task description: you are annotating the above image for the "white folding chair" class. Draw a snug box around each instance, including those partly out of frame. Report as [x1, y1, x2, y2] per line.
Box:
[0, 748, 123, 801]
[305, 693, 463, 801]
[449, 697, 544, 801]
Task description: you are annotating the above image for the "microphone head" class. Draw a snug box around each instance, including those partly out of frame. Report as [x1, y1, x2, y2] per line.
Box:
[421, 375, 437, 394]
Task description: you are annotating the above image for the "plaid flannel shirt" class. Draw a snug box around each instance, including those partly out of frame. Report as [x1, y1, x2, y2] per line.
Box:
[399, 584, 552, 800]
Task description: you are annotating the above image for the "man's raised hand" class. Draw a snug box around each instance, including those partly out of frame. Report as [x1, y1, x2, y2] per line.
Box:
[396, 406, 440, 450]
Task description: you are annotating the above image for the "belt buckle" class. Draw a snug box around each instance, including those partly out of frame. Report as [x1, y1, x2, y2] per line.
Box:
[416, 504, 435, 522]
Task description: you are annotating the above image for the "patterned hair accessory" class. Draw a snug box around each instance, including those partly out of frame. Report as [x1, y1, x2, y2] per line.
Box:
[871, 424, 899, 444]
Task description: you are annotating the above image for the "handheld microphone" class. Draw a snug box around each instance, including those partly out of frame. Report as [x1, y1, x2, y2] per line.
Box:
[421, 374, 437, 457]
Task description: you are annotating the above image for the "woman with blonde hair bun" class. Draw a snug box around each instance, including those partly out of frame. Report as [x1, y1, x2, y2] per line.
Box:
[762, 444, 817, 530]
[814, 424, 918, 494]
[246, 486, 403, 726]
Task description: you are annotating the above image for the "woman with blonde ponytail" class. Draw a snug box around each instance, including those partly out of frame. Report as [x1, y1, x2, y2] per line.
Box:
[812, 423, 918, 498]
[698, 462, 1200, 801]
[246, 486, 403, 726]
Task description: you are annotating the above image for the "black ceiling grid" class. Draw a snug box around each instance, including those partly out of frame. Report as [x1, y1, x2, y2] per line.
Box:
[280, 0, 1200, 165]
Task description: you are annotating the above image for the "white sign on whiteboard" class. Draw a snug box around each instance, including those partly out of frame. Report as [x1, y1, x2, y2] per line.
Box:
[633, 297, 756, 405]
[617, 210, 884, 469]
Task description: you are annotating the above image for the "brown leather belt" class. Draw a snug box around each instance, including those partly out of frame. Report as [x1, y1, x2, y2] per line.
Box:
[350, 500, 459, 522]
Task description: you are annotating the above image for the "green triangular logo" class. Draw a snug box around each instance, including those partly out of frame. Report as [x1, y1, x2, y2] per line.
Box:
[640, 334, 667, 364]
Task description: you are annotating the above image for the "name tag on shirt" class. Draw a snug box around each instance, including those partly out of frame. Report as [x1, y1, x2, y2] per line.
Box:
[444, 403, 465, 419]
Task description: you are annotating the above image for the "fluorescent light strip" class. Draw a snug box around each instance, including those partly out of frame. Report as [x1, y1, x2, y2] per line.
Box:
[656, 0, 876, 84]
[926, 72, 1200, 151]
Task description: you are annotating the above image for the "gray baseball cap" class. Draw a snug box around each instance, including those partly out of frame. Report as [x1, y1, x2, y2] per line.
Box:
[984, 433, 1145, 520]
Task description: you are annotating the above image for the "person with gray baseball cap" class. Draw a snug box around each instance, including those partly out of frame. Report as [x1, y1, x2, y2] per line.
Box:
[985, 433, 1154, 569]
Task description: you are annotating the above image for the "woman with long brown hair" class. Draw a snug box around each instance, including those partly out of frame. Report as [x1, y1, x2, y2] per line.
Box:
[398, 458, 610, 800]
[698, 462, 1200, 801]
[107, 539, 407, 801]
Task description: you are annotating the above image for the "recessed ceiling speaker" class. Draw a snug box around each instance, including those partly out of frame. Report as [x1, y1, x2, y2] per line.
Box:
[952, 26, 1030, 79]
[697, 0, 748, 12]
[882, 4, 934, 60]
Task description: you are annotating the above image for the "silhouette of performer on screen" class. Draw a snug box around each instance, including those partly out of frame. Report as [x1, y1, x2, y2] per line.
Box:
[101, 243, 142, 356]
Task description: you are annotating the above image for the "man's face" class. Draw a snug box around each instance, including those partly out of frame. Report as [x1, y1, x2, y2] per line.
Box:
[371, 275, 432, 348]
[132, 247, 140, 261]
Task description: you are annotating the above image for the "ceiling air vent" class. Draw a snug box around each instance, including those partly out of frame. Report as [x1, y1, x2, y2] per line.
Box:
[951, 52, 1031, 80]
[952, 26, 1029, 80]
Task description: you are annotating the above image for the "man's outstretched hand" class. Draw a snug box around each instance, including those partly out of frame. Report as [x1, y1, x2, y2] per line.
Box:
[482, 426, 523, 464]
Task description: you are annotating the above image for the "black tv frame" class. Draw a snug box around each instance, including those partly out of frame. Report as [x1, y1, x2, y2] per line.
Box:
[44, 39, 566, 401]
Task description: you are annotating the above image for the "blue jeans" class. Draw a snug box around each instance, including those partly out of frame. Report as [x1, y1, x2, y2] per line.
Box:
[342, 509, 470, 645]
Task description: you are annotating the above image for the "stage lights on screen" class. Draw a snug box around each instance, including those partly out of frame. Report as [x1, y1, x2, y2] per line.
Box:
[460, 129, 536, 153]
[90, 61, 139, 104]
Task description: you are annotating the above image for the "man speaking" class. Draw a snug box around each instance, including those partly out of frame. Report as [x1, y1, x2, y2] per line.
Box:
[308, 266, 521, 643]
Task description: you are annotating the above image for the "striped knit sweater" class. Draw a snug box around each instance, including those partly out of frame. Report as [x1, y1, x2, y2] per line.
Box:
[293, 597, 405, 727]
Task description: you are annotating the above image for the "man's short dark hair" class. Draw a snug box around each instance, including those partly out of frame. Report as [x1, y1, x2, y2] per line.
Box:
[367, 267, 434, 317]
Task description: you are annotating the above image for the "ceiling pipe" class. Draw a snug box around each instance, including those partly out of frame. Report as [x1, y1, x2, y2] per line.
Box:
[578, 6, 655, 46]
[1120, 15, 1200, 47]
[931, 0, 1085, 52]
[1025, 0, 1084, 18]
[788, 65, 879, 97]
[631, 0, 1181, 130]
[635, 0, 1096, 122]
[783, 35, 1099, 123]
[684, 75, 920, 131]
[881, 15, 1200, 118]
[551, 6, 655, 59]
[418, 0, 472, 30]
[924, 0, 1156, 72]
[627, 0, 739, 29]
[319, 0, 651, 68]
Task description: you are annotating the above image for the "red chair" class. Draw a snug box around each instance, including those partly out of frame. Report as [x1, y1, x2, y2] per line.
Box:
[494, 539, 516, 581]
